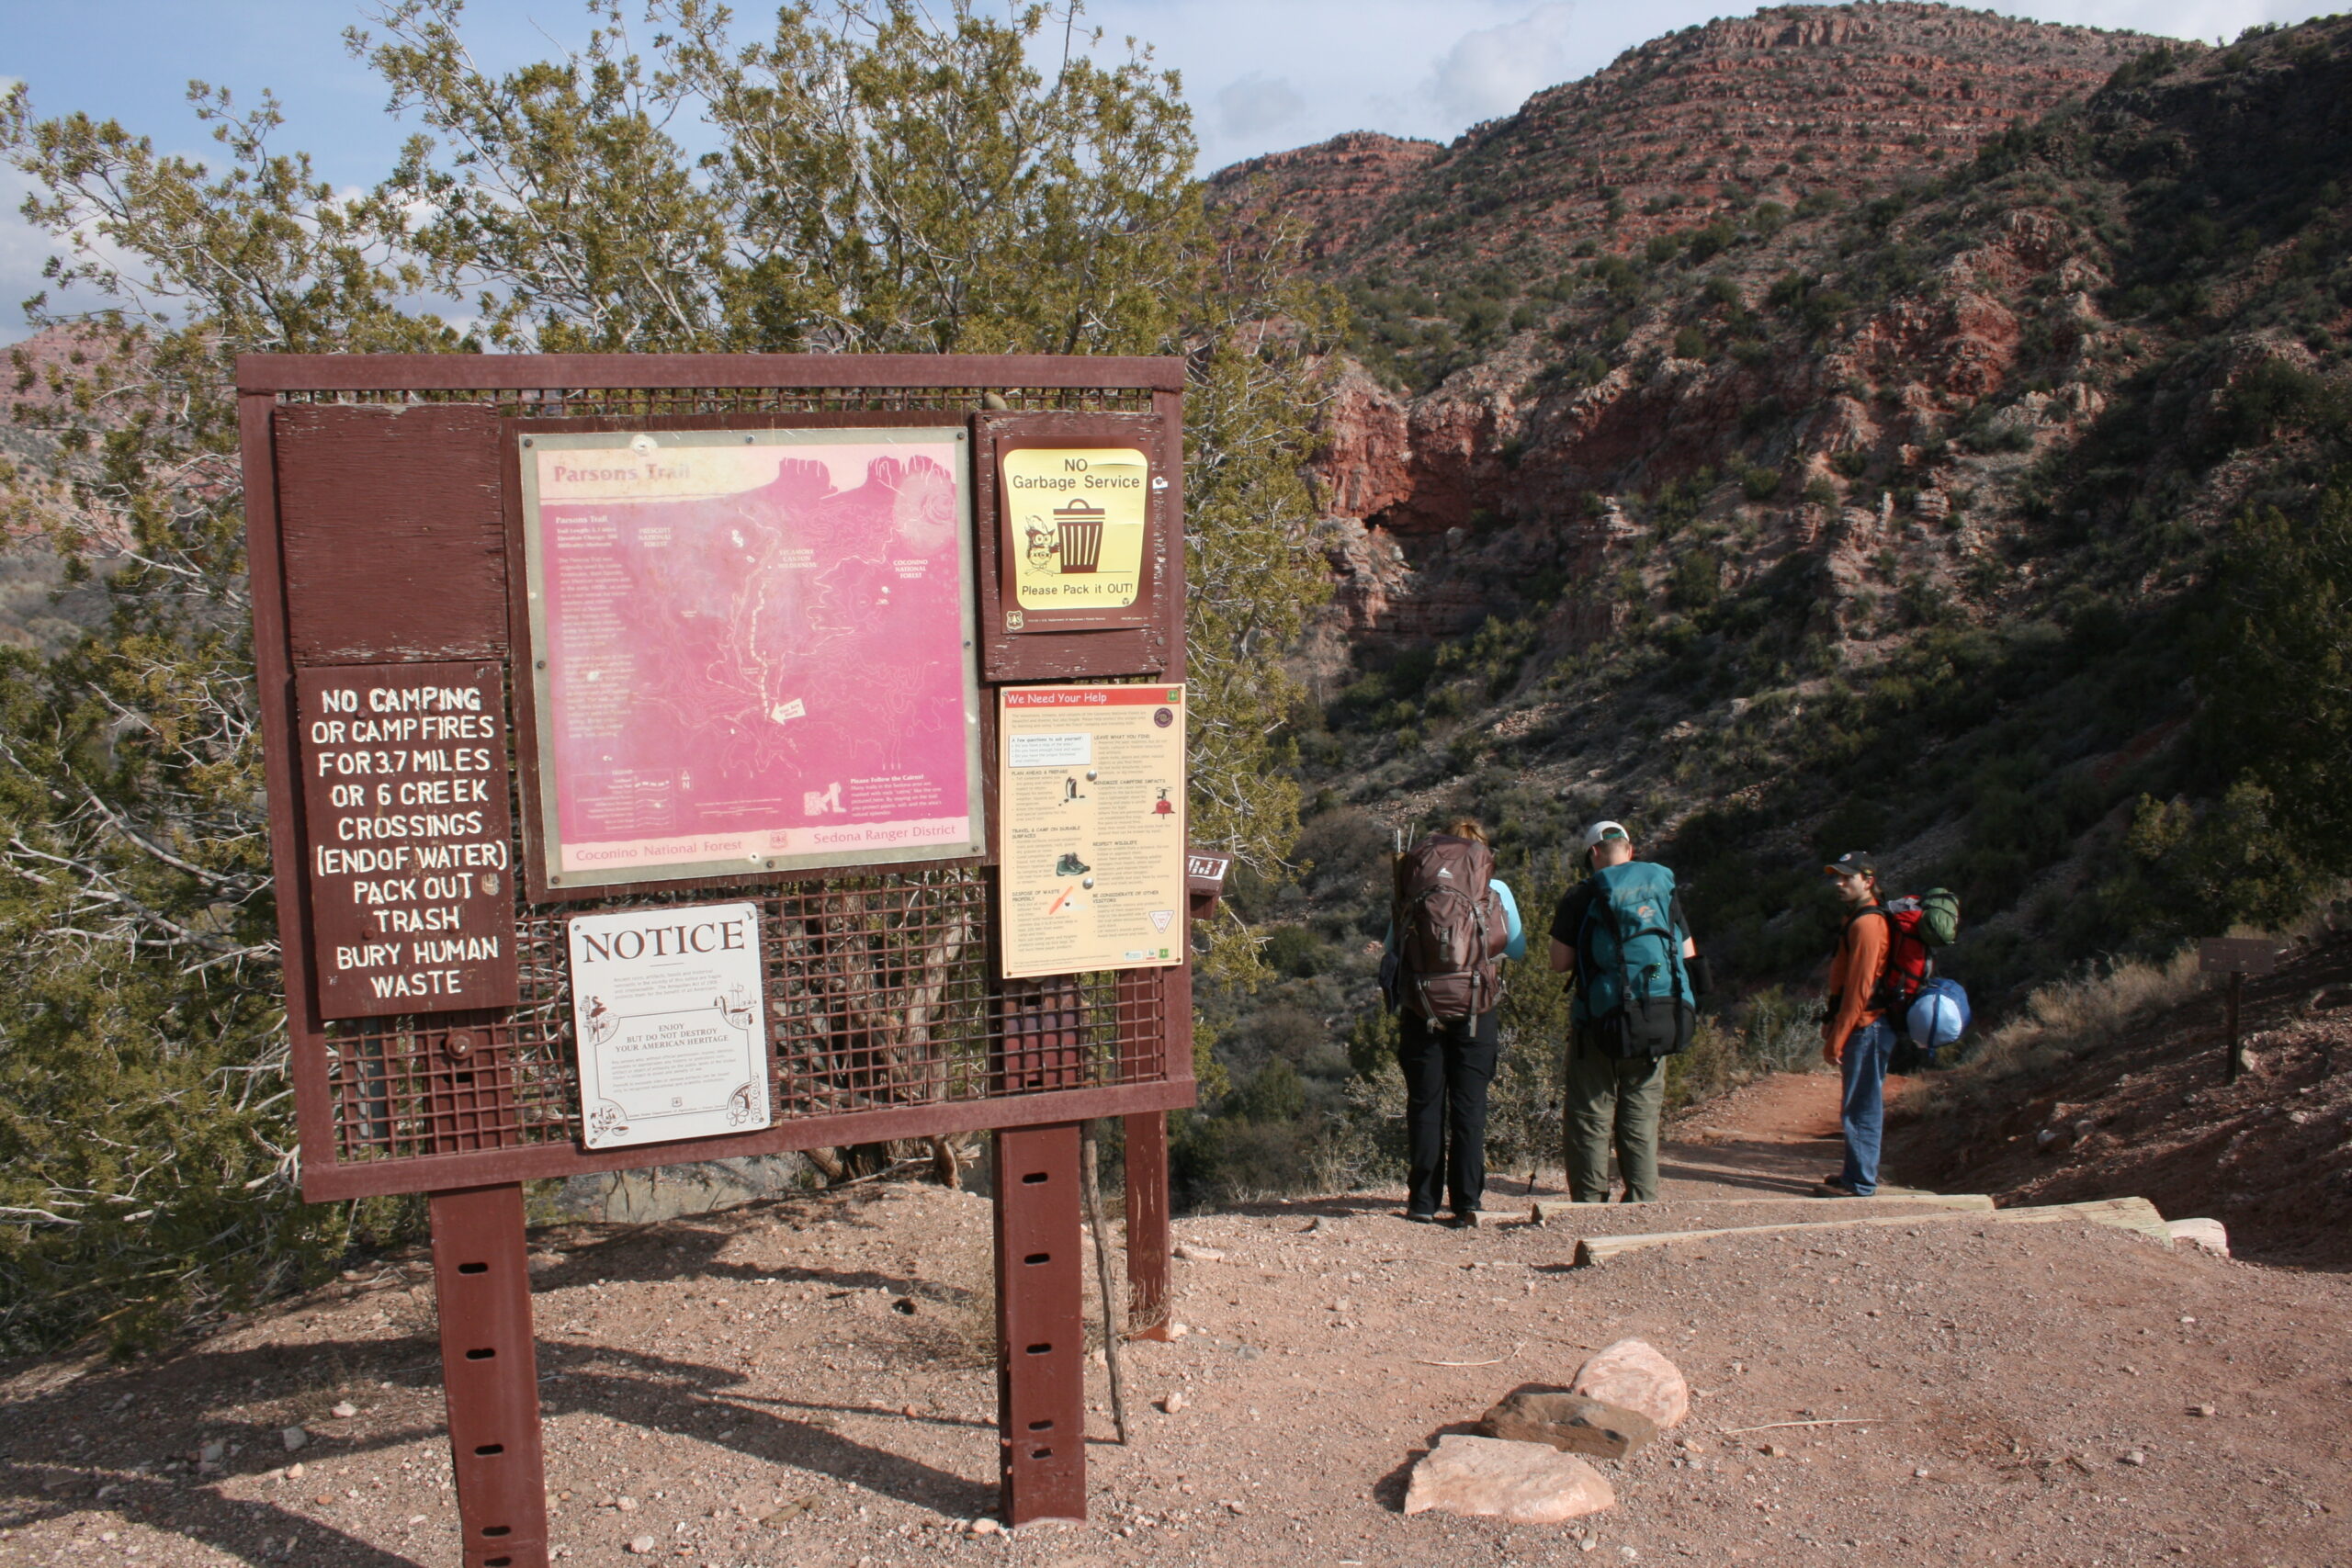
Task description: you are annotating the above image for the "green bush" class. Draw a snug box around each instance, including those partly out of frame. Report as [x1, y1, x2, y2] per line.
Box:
[1687, 220, 1737, 263]
[1260, 924, 1325, 977]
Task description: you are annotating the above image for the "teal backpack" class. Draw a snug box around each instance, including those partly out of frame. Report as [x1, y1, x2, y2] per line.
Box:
[1575, 861, 1696, 1058]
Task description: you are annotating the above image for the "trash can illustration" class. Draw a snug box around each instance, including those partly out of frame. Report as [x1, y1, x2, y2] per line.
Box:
[1053, 498, 1105, 572]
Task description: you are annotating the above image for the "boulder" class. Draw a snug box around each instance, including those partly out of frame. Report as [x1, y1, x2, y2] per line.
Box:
[1402, 1435, 1616, 1524]
[2167, 1217, 2230, 1258]
[1478, 1389, 1657, 1460]
[1569, 1338, 1689, 1429]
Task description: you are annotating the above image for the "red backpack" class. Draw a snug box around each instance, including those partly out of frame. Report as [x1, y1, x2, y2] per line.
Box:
[1392, 834, 1510, 1021]
[1856, 888, 1962, 1018]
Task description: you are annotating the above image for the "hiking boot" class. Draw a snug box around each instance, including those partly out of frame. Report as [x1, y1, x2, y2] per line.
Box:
[1054, 852, 1091, 877]
[1403, 1209, 1441, 1224]
[1816, 1175, 1866, 1198]
[1452, 1210, 1484, 1229]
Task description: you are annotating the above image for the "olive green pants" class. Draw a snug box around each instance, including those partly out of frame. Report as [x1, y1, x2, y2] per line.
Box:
[1563, 1032, 1668, 1203]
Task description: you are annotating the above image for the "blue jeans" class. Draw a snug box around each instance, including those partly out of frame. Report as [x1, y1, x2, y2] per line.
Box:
[1840, 1019, 1895, 1195]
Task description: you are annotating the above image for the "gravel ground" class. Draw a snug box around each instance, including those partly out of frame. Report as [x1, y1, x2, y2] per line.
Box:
[3, 1075, 2346, 1568]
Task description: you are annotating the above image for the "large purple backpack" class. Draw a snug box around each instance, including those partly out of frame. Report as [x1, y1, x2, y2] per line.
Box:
[1393, 834, 1509, 1021]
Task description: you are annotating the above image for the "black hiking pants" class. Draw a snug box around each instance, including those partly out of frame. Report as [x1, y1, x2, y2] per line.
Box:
[1396, 1009, 1501, 1218]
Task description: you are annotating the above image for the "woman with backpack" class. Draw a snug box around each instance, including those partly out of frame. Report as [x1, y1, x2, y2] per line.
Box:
[1384, 817, 1526, 1228]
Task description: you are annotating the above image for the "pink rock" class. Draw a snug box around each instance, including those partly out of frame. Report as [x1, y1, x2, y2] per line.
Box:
[1401, 1435, 1616, 1524]
[1569, 1337, 1690, 1429]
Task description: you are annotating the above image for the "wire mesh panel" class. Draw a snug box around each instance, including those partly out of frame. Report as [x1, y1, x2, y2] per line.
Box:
[244, 355, 1193, 1201]
[323, 871, 1166, 1166]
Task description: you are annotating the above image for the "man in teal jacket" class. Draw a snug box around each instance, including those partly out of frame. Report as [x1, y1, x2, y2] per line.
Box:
[1548, 820, 1709, 1203]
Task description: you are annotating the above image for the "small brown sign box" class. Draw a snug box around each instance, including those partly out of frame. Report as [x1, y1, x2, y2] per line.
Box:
[1186, 849, 1233, 921]
[237, 354, 1198, 1562]
[2199, 936, 2282, 1084]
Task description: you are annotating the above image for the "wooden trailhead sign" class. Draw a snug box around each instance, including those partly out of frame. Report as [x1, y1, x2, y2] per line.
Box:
[237, 353, 1198, 1562]
[297, 661, 520, 1017]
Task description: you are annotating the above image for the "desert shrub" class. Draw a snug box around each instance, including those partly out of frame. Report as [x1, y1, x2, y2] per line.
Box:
[1735, 986, 1824, 1073]
[1260, 924, 1325, 978]
[1664, 1016, 1750, 1110]
[2206, 473, 2352, 883]
[1668, 547, 1723, 610]
[1590, 254, 1643, 302]
[1687, 220, 1736, 262]
[1912, 945, 2202, 1121]
[1297, 807, 1392, 897]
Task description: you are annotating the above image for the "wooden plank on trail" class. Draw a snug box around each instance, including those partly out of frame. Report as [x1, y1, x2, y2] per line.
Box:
[1529, 1192, 1994, 1225]
[1568, 1196, 2170, 1266]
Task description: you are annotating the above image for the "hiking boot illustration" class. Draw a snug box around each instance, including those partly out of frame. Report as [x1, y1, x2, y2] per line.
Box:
[1054, 851, 1092, 877]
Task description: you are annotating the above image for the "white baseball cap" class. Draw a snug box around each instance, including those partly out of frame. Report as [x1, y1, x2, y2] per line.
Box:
[1583, 819, 1632, 850]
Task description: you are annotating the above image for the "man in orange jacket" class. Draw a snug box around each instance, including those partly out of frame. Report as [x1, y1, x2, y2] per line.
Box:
[1820, 851, 1893, 1197]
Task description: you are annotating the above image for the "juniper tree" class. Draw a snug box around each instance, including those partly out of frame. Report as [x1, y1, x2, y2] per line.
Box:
[0, 0, 1330, 1345]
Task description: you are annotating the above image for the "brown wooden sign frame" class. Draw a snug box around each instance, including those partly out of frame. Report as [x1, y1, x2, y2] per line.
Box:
[241, 354, 1194, 1551]
[239, 354, 1194, 1207]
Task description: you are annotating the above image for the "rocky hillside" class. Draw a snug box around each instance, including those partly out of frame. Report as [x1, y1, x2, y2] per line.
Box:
[1207, 8, 2352, 1014]
[1892, 923, 2352, 1270]
[1215, 3, 2149, 288]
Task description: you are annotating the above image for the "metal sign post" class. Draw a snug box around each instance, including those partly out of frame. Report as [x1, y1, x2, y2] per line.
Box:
[429, 1186, 548, 1568]
[2199, 937, 2282, 1084]
[235, 355, 1202, 1551]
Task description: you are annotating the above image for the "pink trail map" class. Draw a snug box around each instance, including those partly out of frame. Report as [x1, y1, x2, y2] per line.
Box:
[527, 431, 980, 886]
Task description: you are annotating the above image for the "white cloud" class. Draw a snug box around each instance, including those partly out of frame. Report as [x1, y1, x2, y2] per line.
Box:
[1425, 4, 1578, 126]
[1216, 72, 1306, 139]
[0, 165, 63, 332]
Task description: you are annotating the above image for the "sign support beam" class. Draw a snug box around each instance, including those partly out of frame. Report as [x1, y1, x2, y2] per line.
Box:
[992, 1122, 1089, 1524]
[1122, 1111, 1171, 1340]
[429, 1185, 550, 1568]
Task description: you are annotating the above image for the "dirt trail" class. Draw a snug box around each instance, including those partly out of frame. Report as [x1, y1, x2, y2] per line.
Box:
[1657, 1067, 1917, 1199]
[4, 1077, 2346, 1568]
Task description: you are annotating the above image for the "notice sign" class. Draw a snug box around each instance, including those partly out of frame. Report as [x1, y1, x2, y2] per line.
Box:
[296, 662, 519, 1020]
[1000, 446, 1152, 627]
[518, 426, 985, 893]
[997, 684, 1186, 979]
[566, 901, 772, 1150]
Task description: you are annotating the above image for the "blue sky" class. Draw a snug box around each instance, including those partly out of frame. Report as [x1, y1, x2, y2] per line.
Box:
[2, 0, 2340, 331]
